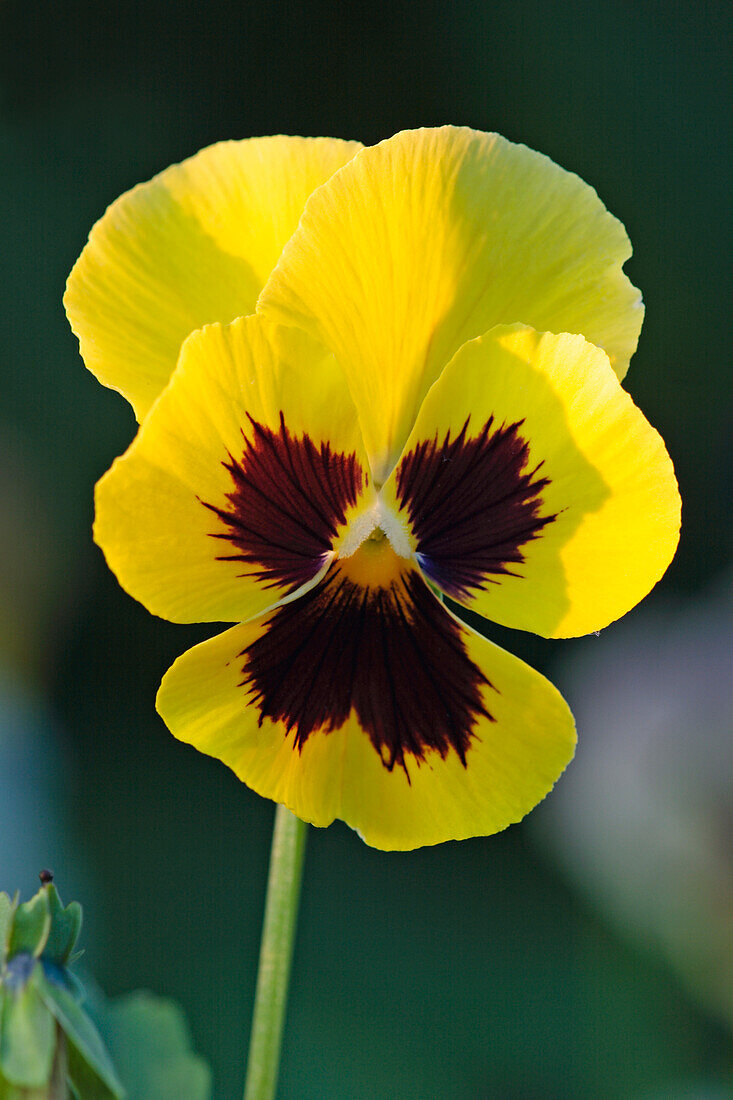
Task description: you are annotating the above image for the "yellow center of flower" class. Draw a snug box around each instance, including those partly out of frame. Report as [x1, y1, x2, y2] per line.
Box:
[337, 528, 405, 590]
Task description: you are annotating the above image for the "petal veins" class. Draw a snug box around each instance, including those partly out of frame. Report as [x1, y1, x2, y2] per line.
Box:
[396, 416, 555, 600]
[241, 563, 493, 776]
[202, 413, 365, 592]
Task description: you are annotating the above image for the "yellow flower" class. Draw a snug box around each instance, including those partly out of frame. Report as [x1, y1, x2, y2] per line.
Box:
[65, 127, 680, 850]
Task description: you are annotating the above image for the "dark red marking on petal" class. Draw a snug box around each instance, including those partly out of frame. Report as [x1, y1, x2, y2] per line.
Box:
[396, 417, 555, 600]
[240, 564, 493, 775]
[201, 413, 364, 592]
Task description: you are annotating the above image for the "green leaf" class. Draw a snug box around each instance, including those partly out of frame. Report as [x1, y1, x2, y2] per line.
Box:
[91, 992, 212, 1100]
[35, 972, 124, 1098]
[42, 886, 82, 966]
[7, 893, 51, 962]
[0, 981, 55, 1088]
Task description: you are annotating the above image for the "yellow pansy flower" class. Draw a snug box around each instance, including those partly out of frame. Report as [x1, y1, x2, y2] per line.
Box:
[66, 127, 680, 850]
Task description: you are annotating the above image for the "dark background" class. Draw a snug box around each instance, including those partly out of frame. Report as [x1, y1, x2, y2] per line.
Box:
[1, 2, 731, 1096]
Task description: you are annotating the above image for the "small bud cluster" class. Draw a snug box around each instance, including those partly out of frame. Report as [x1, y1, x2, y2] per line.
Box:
[0, 872, 123, 1098]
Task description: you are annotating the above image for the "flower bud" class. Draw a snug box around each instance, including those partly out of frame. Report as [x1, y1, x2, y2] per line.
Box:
[0, 873, 123, 1098]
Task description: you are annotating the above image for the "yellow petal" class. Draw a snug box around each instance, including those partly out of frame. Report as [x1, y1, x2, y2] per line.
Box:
[65, 136, 362, 420]
[381, 324, 680, 638]
[95, 315, 374, 624]
[157, 570, 576, 851]
[258, 126, 643, 480]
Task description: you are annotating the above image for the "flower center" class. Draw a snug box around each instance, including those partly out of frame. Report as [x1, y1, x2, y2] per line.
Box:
[338, 528, 406, 589]
[335, 495, 413, 564]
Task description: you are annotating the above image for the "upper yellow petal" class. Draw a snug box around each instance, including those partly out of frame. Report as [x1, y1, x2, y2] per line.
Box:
[258, 126, 643, 480]
[65, 135, 362, 420]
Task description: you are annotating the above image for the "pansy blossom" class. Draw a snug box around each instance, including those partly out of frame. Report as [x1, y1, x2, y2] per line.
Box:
[66, 127, 680, 850]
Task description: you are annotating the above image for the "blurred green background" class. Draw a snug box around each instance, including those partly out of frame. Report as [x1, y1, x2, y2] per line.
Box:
[1, 1, 731, 1096]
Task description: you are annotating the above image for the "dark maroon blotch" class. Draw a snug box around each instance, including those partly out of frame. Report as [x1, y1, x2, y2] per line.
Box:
[396, 417, 555, 600]
[241, 567, 493, 776]
[201, 413, 364, 592]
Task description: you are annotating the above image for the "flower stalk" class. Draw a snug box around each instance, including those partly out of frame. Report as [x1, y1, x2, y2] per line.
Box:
[244, 805, 307, 1100]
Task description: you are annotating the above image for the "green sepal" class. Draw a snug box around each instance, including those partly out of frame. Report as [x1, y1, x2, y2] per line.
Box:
[40, 962, 85, 1005]
[0, 1076, 50, 1099]
[42, 886, 82, 967]
[35, 971, 124, 1098]
[2, 956, 36, 997]
[7, 895, 50, 962]
[0, 896, 15, 968]
[67, 1042, 124, 1100]
[0, 972, 55, 1088]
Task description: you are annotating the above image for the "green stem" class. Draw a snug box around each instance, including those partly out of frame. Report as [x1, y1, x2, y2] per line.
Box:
[48, 1025, 68, 1099]
[244, 804, 307, 1100]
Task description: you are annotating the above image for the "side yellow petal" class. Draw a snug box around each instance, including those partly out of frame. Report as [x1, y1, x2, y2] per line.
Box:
[65, 135, 362, 420]
[95, 316, 374, 624]
[157, 608, 576, 851]
[382, 325, 680, 638]
[258, 126, 642, 480]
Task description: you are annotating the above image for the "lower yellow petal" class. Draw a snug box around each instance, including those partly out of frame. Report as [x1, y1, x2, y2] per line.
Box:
[157, 574, 576, 851]
[95, 316, 373, 624]
[382, 324, 680, 638]
[65, 135, 362, 420]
